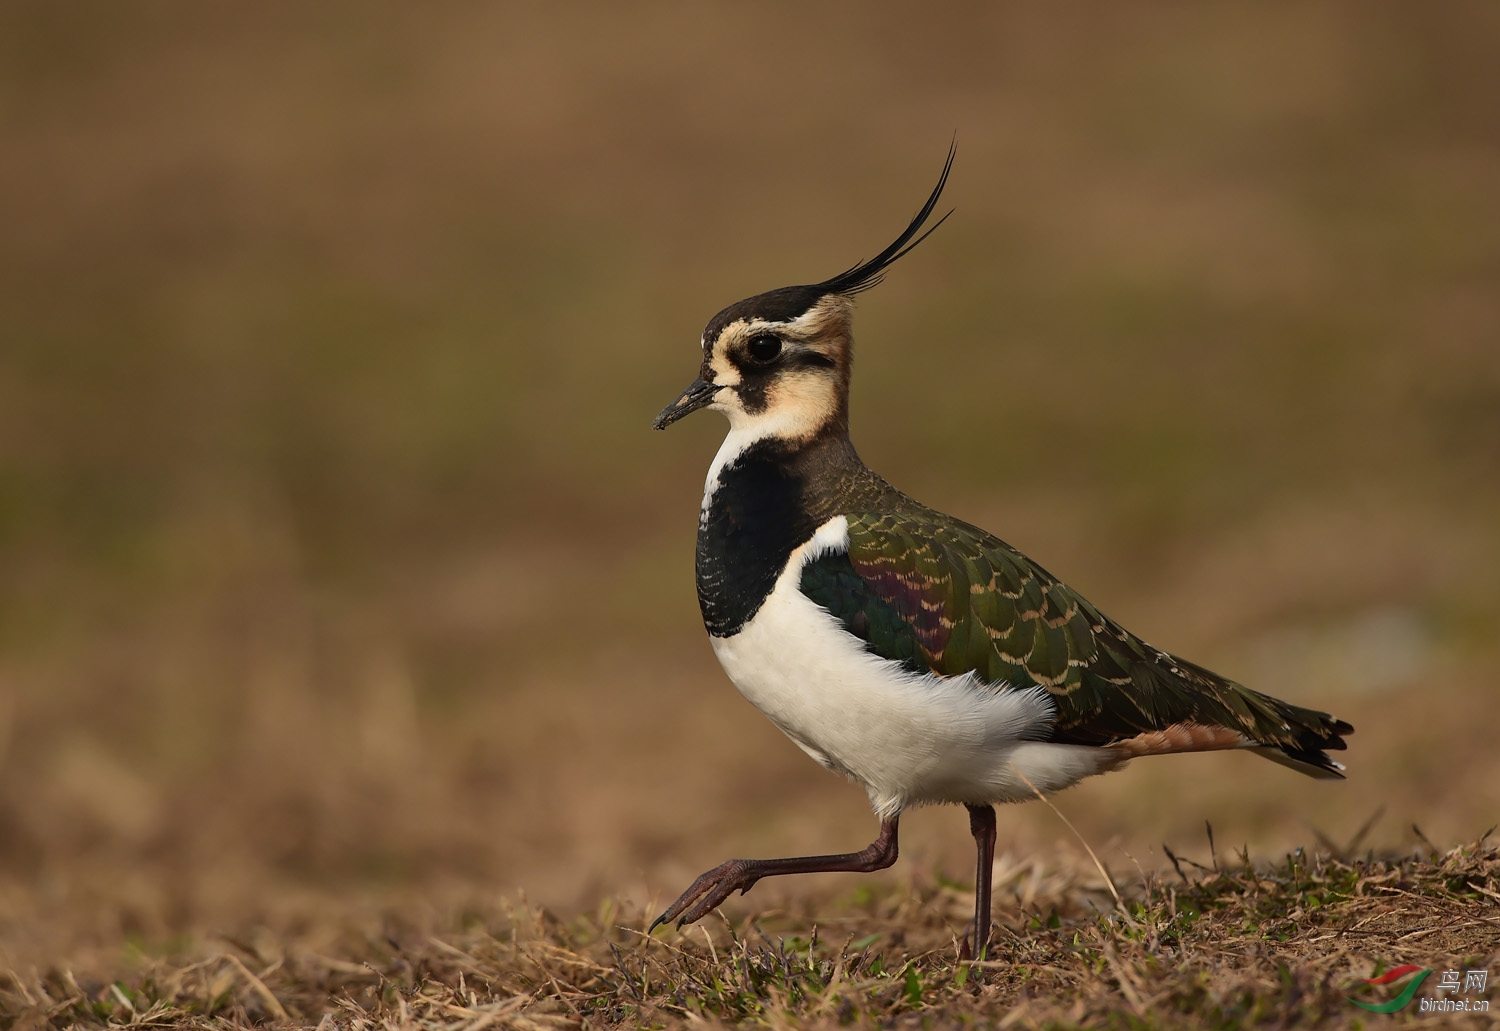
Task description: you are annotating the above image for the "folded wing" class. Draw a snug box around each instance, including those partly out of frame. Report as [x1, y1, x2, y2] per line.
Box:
[799, 511, 1351, 777]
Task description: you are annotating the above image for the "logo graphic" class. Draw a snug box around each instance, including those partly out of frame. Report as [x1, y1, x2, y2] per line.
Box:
[1346, 966, 1431, 1014]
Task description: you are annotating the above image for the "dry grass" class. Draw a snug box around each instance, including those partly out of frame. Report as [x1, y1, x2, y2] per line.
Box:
[4, 837, 1496, 1029]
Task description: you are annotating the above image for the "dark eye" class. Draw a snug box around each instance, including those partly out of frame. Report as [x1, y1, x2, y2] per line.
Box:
[747, 334, 782, 363]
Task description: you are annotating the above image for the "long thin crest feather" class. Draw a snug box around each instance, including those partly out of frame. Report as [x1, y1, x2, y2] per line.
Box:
[815, 140, 956, 296]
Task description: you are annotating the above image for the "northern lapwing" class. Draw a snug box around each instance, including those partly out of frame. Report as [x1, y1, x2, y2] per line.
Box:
[649, 145, 1351, 960]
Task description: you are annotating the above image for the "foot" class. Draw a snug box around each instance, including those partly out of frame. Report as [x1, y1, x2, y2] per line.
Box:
[957, 928, 991, 984]
[648, 818, 900, 932]
[650, 859, 764, 930]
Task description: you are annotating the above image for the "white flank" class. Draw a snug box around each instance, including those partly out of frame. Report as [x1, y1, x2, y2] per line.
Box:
[711, 516, 1119, 818]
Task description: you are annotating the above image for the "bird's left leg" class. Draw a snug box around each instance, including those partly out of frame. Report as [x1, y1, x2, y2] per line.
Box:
[650, 816, 900, 931]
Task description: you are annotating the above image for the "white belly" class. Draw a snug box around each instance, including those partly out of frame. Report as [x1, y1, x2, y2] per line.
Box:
[709, 517, 1117, 818]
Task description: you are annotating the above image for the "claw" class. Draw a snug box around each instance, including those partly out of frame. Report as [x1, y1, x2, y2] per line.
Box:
[648, 859, 761, 931]
[649, 819, 901, 934]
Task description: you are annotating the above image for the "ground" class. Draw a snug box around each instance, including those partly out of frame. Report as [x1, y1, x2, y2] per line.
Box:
[5, 837, 1497, 1029]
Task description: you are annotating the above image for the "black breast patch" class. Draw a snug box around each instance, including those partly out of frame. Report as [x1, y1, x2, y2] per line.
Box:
[696, 441, 823, 638]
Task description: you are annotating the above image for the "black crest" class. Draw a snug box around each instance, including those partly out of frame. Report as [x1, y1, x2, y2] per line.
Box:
[815, 140, 955, 297]
[699, 142, 957, 337]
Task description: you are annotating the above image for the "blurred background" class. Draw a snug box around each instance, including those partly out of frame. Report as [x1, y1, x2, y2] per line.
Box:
[2, 2, 1497, 963]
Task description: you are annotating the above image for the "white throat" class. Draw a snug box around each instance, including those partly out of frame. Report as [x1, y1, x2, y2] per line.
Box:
[700, 423, 761, 525]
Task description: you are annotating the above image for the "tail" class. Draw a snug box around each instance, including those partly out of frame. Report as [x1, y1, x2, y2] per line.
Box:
[1241, 689, 1353, 779]
[1223, 680, 1353, 779]
[1104, 657, 1354, 779]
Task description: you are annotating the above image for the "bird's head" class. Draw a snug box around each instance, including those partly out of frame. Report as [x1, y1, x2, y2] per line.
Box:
[653, 145, 955, 446]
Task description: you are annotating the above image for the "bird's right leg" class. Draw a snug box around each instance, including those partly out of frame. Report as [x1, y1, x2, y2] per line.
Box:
[959, 803, 996, 967]
[650, 816, 900, 930]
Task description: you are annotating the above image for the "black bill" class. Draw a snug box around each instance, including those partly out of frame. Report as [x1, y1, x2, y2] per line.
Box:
[652, 377, 718, 429]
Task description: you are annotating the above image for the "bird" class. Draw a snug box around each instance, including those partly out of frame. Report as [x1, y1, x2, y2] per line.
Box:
[648, 144, 1351, 961]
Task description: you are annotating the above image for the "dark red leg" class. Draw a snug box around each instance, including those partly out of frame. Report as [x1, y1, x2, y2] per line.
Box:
[964, 803, 997, 961]
[650, 816, 900, 930]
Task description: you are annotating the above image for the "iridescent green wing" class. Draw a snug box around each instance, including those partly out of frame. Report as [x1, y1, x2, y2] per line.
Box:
[800, 511, 1349, 763]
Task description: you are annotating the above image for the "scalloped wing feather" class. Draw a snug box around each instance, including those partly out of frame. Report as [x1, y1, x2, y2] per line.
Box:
[798, 511, 1351, 774]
